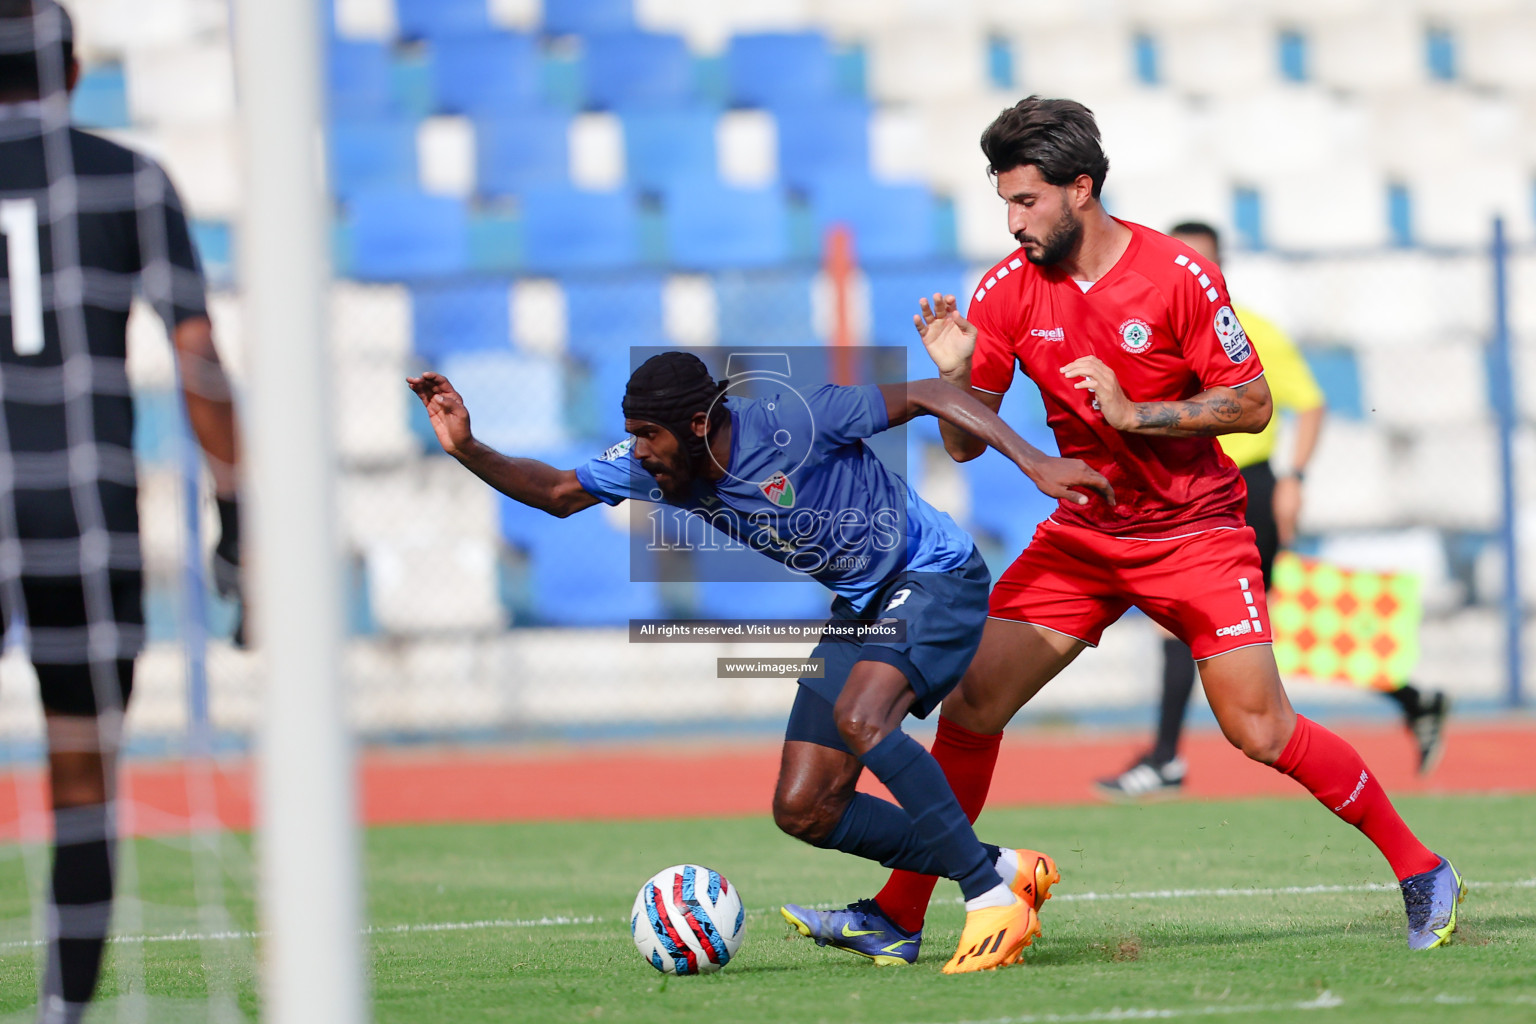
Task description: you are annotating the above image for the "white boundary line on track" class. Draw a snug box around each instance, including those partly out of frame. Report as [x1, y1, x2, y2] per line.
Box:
[0, 878, 1529, 952]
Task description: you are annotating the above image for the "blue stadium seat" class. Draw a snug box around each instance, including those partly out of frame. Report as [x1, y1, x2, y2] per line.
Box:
[441, 349, 567, 451]
[432, 33, 540, 116]
[1302, 347, 1363, 419]
[543, 0, 633, 36]
[328, 119, 418, 201]
[959, 445, 1059, 551]
[867, 267, 968, 351]
[328, 40, 393, 119]
[190, 220, 234, 287]
[475, 112, 570, 196]
[412, 282, 511, 359]
[348, 190, 469, 280]
[666, 183, 788, 269]
[71, 63, 129, 129]
[714, 269, 814, 345]
[582, 32, 692, 110]
[521, 187, 639, 272]
[568, 348, 641, 438]
[811, 174, 935, 263]
[621, 107, 716, 194]
[774, 100, 871, 191]
[505, 502, 663, 625]
[727, 33, 835, 107]
[469, 211, 523, 273]
[395, 0, 490, 39]
[563, 275, 666, 357]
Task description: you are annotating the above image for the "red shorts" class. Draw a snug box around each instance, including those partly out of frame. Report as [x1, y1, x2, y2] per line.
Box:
[989, 519, 1271, 661]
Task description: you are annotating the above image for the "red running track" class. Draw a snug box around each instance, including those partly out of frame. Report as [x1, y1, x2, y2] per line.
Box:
[0, 722, 1533, 837]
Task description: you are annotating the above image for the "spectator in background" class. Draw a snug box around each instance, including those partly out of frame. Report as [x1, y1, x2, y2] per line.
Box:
[1095, 222, 1448, 801]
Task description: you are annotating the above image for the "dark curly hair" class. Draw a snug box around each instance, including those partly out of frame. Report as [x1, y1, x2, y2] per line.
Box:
[980, 96, 1110, 198]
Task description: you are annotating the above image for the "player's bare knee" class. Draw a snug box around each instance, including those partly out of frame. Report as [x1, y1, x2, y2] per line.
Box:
[1225, 717, 1287, 765]
[771, 787, 844, 844]
[832, 706, 890, 757]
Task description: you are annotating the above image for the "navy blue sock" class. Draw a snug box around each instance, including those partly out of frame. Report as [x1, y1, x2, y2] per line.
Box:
[851, 729, 1001, 901]
[818, 792, 950, 876]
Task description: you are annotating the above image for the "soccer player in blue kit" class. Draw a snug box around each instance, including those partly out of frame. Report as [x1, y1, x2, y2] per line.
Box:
[409, 352, 1113, 972]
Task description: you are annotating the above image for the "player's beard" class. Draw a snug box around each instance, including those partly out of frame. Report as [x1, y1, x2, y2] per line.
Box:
[1017, 203, 1083, 267]
[643, 452, 694, 500]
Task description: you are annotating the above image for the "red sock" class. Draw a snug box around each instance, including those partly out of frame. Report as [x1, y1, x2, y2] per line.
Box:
[873, 716, 1002, 933]
[1272, 715, 1439, 881]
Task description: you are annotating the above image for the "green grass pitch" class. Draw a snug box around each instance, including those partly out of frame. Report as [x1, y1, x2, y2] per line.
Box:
[0, 794, 1533, 1023]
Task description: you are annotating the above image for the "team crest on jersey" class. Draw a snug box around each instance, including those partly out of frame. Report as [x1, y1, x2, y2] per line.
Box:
[759, 471, 795, 508]
[1118, 317, 1153, 353]
[1213, 306, 1252, 363]
[598, 437, 635, 462]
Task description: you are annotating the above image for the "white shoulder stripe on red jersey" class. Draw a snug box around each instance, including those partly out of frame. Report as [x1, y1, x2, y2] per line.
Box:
[972, 257, 1026, 304]
[1174, 252, 1222, 304]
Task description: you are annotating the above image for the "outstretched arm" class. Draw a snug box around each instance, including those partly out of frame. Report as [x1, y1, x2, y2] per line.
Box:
[912, 293, 992, 462]
[406, 372, 600, 518]
[1062, 356, 1273, 437]
[880, 379, 1115, 508]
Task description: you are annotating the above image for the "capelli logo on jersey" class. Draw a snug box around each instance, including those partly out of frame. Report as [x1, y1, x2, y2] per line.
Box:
[1030, 327, 1065, 342]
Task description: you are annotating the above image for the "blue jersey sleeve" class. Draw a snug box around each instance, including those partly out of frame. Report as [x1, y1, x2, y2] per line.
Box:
[804, 384, 890, 450]
[573, 437, 655, 507]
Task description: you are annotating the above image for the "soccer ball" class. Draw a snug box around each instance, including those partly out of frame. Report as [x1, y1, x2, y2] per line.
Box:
[631, 864, 746, 975]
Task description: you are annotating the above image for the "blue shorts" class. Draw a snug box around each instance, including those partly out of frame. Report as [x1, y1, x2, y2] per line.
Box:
[786, 548, 990, 753]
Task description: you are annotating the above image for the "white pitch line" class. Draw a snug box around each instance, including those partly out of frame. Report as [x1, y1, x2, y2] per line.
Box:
[0, 878, 1528, 952]
[903, 990, 1345, 1024]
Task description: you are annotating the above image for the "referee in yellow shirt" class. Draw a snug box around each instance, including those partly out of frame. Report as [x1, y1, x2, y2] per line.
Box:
[1096, 222, 1448, 800]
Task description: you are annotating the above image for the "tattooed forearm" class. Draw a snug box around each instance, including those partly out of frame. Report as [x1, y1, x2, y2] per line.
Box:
[1123, 385, 1259, 437]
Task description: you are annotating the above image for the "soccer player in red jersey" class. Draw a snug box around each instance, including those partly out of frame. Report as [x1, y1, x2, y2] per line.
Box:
[801, 96, 1463, 959]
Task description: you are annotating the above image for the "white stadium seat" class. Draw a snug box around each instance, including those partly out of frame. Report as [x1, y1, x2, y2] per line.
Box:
[1260, 165, 1389, 251]
[569, 113, 626, 192]
[634, 0, 811, 52]
[488, 0, 542, 32]
[418, 117, 478, 199]
[1160, 20, 1278, 95]
[1461, 12, 1536, 90]
[1394, 426, 1502, 532]
[1015, 26, 1137, 95]
[1211, 89, 1370, 182]
[1091, 92, 1202, 179]
[125, 43, 237, 127]
[662, 274, 720, 347]
[511, 278, 567, 356]
[1282, 252, 1488, 348]
[867, 25, 988, 105]
[716, 110, 778, 188]
[1297, 419, 1396, 532]
[332, 0, 397, 41]
[1102, 167, 1228, 239]
[1359, 341, 1489, 430]
[341, 461, 501, 550]
[331, 282, 413, 360]
[71, 0, 225, 58]
[150, 124, 242, 220]
[366, 537, 507, 635]
[336, 354, 420, 466]
[1310, 12, 1425, 93]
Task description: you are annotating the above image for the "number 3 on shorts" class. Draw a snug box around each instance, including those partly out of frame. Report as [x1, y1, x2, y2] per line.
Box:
[885, 588, 912, 611]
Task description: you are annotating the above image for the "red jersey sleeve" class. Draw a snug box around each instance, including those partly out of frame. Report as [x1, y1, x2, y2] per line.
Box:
[1167, 256, 1265, 391]
[966, 271, 1017, 395]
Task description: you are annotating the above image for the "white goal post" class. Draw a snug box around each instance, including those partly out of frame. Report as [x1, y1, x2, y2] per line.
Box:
[233, 0, 368, 1021]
